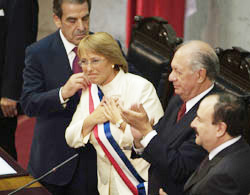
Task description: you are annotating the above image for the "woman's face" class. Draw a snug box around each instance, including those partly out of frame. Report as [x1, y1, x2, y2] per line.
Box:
[79, 51, 117, 86]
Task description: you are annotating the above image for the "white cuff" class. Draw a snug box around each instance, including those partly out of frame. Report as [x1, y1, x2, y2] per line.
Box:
[132, 142, 144, 155]
[59, 87, 69, 106]
[141, 130, 157, 148]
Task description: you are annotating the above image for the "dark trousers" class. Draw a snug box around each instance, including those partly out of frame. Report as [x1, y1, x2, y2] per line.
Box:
[40, 153, 99, 195]
[0, 116, 17, 160]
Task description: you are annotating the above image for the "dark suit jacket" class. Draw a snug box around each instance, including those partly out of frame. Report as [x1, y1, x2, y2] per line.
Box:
[0, 0, 38, 159]
[141, 87, 219, 195]
[184, 138, 250, 195]
[20, 31, 98, 192]
[0, 0, 38, 117]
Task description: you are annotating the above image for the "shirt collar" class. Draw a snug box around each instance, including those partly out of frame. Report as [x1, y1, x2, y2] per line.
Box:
[209, 136, 242, 160]
[99, 69, 124, 94]
[59, 30, 76, 55]
[185, 84, 214, 113]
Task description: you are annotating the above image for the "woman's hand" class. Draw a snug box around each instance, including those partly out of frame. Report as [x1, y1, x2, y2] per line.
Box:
[92, 99, 109, 124]
[103, 97, 122, 125]
[81, 99, 108, 137]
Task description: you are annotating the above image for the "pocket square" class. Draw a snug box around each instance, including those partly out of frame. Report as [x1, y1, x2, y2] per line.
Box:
[0, 9, 5, 16]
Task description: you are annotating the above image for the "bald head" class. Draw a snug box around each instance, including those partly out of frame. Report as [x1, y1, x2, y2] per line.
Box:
[176, 40, 220, 81]
[169, 40, 219, 101]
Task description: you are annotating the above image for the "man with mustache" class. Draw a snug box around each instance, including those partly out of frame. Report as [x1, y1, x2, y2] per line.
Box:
[121, 40, 221, 195]
[184, 93, 250, 195]
[20, 0, 98, 194]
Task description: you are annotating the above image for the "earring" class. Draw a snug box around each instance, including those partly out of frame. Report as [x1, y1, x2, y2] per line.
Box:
[112, 64, 115, 69]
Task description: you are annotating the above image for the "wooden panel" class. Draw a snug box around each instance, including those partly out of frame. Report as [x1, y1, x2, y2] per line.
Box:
[0, 176, 41, 191]
[215, 47, 250, 144]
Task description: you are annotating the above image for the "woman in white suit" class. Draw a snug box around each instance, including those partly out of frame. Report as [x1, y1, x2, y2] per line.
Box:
[65, 32, 163, 195]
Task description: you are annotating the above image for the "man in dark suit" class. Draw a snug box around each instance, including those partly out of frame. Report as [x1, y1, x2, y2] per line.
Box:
[0, 0, 38, 160]
[184, 93, 250, 195]
[121, 40, 220, 195]
[20, 0, 98, 194]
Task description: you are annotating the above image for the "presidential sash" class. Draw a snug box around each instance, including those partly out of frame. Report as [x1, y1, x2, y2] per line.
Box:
[89, 84, 147, 195]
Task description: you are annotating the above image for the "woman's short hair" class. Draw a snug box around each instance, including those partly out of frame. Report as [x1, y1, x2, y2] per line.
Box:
[78, 32, 128, 73]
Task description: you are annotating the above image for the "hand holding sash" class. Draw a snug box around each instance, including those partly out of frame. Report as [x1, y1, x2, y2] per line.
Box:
[92, 99, 108, 124]
[81, 98, 108, 137]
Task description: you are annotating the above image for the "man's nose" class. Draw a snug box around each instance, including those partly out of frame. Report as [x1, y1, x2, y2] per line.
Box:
[77, 20, 86, 31]
[169, 71, 175, 81]
[190, 117, 196, 128]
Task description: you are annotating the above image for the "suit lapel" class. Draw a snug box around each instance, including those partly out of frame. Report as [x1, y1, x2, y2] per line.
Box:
[167, 86, 219, 146]
[184, 155, 222, 191]
[184, 138, 246, 192]
[51, 30, 73, 82]
[167, 102, 198, 146]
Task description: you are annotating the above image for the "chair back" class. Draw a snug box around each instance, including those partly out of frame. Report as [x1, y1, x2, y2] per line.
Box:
[215, 47, 250, 144]
[127, 16, 182, 109]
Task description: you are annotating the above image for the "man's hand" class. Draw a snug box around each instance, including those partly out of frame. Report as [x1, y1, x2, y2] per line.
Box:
[61, 73, 90, 100]
[0, 97, 18, 117]
[159, 188, 168, 195]
[121, 103, 153, 136]
[130, 126, 144, 148]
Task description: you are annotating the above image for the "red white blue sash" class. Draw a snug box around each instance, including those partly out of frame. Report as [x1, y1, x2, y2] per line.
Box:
[89, 84, 147, 195]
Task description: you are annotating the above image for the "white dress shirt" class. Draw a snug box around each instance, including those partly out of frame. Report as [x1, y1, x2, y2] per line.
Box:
[58, 30, 77, 104]
[209, 136, 241, 160]
[136, 84, 214, 152]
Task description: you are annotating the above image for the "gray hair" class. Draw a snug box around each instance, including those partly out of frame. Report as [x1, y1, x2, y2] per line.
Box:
[177, 41, 220, 81]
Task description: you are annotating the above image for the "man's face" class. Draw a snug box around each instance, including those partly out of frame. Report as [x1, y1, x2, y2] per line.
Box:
[54, 2, 89, 45]
[191, 96, 219, 152]
[168, 49, 199, 101]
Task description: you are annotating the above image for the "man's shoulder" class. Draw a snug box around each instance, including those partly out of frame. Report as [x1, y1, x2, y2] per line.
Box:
[226, 141, 250, 161]
[167, 95, 182, 109]
[217, 140, 250, 170]
[28, 31, 59, 52]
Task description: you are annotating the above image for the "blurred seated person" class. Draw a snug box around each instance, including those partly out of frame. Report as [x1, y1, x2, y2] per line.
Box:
[184, 93, 250, 195]
[65, 32, 164, 195]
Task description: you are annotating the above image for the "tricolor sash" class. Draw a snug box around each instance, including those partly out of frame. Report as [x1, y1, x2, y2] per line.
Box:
[89, 84, 147, 195]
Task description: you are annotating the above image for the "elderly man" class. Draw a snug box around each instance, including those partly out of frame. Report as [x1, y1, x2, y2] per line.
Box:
[184, 93, 250, 195]
[121, 40, 221, 195]
[20, 0, 98, 194]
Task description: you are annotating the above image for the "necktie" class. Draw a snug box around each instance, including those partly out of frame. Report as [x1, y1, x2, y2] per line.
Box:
[197, 156, 209, 174]
[72, 47, 82, 74]
[72, 47, 82, 96]
[177, 102, 186, 122]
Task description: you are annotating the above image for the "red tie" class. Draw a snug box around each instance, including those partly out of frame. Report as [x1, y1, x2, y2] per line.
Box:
[72, 47, 82, 96]
[177, 103, 186, 122]
[72, 47, 82, 74]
